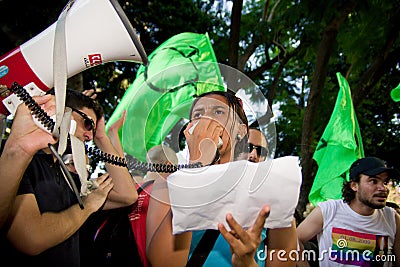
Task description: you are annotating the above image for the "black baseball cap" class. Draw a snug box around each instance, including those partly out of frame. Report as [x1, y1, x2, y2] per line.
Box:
[349, 157, 400, 180]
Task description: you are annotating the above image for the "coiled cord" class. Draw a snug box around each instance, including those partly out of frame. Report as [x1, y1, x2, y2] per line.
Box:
[10, 82, 55, 132]
[129, 158, 204, 173]
[85, 144, 205, 173]
[85, 145, 127, 167]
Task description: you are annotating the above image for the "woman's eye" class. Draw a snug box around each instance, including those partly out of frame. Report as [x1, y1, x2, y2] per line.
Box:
[215, 109, 224, 115]
[192, 112, 202, 119]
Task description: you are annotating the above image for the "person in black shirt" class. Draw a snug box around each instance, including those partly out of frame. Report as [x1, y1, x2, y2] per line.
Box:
[0, 94, 57, 229]
[1, 90, 137, 267]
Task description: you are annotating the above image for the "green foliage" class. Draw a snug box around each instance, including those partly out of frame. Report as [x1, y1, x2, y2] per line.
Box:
[1, 0, 400, 171]
[358, 76, 400, 158]
[338, 1, 399, 77]
[0, 1, 68, 54]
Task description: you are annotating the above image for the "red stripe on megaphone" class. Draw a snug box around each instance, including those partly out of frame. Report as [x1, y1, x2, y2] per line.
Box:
[0, 47, 48, 115]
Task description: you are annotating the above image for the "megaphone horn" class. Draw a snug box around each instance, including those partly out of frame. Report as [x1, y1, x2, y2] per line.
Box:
[0, 0, 148, 115]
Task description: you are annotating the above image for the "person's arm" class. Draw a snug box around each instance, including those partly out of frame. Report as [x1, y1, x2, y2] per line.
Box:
[80, 89, 135, 208]
[107, 110, 126, 157]
[6, 174, 113, 255]
[0, 95, 57, 228]
[296, 206, 324, 267]
[146, 176, 192, 267]
[394, 212, 400, 266]
[93, 116, 137, 209]
[266, 219, 297, 267]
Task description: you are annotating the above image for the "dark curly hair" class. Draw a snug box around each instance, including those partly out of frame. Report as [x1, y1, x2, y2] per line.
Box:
[342, 175, 360, 204]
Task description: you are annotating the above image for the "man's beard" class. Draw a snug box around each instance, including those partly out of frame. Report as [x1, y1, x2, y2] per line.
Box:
[358, 190, 387, 209]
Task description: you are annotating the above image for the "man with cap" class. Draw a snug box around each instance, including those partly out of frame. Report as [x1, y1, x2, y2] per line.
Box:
[297, 157, 400, 266]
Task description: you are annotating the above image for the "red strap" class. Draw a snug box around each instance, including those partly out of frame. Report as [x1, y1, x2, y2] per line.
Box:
[128, 181, 154, 267]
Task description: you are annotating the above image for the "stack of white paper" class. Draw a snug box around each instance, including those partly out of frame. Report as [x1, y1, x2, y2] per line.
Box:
[168, 156, 302, 235]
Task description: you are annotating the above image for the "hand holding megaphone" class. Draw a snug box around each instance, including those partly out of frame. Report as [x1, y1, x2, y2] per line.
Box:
[2, 82, 79, 136]
[9, 93, 58, 156]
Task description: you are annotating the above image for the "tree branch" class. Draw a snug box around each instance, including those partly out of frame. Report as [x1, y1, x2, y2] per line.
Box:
[352, 24, 400, 108]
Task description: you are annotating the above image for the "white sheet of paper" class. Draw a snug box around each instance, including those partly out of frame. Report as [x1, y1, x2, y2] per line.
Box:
[168, 156, 302, 235]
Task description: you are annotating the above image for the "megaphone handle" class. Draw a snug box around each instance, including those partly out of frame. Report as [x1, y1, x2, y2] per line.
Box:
[49, 143, 84, 209]
[53, 0, 74, 137]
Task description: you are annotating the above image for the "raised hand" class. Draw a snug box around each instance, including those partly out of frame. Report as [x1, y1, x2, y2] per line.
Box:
[184, 118, 223, 165]
[219, 205, 270, 267]
[10, 94, 58, 156]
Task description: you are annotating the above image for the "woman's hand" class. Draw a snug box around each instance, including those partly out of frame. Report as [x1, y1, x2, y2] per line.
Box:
[184, 118, 223, 165]
[219, 204, 270, 267]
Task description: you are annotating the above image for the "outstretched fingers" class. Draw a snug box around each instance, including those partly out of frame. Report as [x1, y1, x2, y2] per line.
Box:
[220, 204, 270, 244]
[218, 205, 271, 267]
[251, 204, 270, 235]
[227, 213, 250, 243]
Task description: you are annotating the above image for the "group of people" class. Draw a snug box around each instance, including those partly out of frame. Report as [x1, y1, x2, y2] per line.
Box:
[1, 86, 400, 267]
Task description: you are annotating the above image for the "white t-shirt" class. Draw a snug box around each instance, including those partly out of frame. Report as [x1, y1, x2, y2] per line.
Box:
[317, 199, 396, 267]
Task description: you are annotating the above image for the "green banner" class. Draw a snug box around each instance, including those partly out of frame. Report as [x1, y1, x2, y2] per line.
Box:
[309, 72, 364, 205]
[106, 32, 224, 161]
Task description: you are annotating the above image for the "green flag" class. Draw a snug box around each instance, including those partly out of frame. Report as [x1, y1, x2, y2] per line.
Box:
[309, 72, 364, 206]
[106, 32, 224, 161]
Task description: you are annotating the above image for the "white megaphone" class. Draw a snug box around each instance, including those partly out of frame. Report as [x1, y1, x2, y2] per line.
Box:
[0, 0, 148, 115]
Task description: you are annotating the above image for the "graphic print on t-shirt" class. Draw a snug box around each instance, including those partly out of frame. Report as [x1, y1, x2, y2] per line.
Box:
[330, 227, 390, 266]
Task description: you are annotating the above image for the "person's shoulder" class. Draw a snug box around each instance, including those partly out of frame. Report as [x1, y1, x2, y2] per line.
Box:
[317, 199, 344, 218]
[318, 199, 341, 208]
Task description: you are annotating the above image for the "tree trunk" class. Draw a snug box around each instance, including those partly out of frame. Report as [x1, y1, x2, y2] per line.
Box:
[297, 2, 359, 216]
[228, 0, 243, 68]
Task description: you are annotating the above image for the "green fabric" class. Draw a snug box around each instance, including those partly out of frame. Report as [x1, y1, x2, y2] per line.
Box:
[309, 72, 364, 206]
[106, 32, 224, 161]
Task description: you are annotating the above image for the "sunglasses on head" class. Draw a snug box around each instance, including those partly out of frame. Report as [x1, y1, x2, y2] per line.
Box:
[70, 107, 96, 136]
[248, 143, 268, 156]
